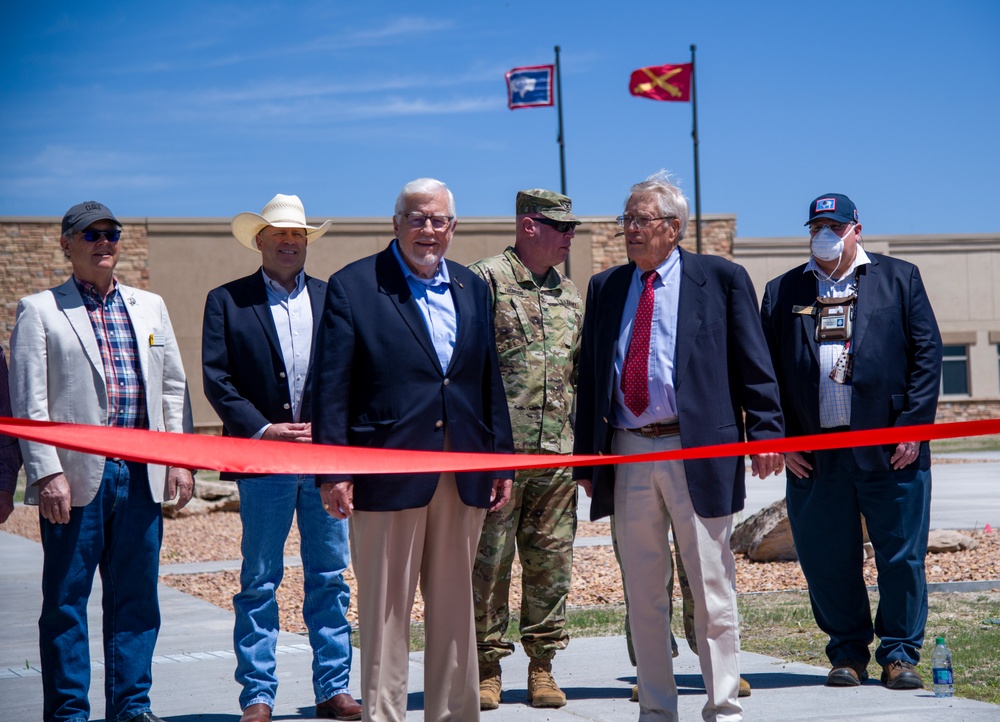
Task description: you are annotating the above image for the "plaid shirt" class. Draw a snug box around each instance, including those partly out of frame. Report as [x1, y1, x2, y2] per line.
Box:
[0, 346, 22, 494]
[75, 277, 149, 430]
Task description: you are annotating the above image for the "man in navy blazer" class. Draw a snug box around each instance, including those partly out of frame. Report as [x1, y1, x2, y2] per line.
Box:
[312, 178, 514, 722]
[202, 194, 360, 722]
[573, 173, 783, 722]
[760, 193, 942, 691]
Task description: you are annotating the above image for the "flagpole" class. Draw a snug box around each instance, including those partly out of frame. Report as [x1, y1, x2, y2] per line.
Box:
[555, 44, 570, 275]
[690, 43, 702, 254]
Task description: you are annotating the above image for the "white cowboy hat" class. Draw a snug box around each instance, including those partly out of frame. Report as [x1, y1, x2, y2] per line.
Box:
[231, 193, 332, 251]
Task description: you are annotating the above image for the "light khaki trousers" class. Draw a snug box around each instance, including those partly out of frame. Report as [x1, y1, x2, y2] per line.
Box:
[351, 469, 486, 722]
[612, 430, 742, 722]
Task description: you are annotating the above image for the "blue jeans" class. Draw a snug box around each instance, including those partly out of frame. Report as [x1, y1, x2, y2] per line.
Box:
[39, 459, 162, 722]
[787, 448, 931, 668]
[234, 474, 353, 709]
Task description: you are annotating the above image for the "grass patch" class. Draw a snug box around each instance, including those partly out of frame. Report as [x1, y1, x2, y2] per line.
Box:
[386, 591, 1000, 706]
[931, 435, 1000, 454]
[737, 590, 1000, 705]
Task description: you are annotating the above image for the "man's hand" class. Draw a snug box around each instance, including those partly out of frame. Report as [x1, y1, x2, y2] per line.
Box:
[321, 480, 354, 519]
[262, 422, 312, 443]
[750, 452, 785, 479]
[489, 478, 512, 512]
[576, 478, 593, 498]
[890, 441, 919, 470]
[166, 468, 195, 510]
[784, 451, 814, 479]
[0, 490, 14, 524]
[38, 473, 72, 524]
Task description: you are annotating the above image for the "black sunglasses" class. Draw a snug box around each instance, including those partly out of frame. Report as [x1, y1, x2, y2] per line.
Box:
[532, 217, 578, 233]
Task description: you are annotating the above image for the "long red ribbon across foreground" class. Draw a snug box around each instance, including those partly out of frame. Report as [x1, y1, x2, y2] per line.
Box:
[2, 416, 999, 475]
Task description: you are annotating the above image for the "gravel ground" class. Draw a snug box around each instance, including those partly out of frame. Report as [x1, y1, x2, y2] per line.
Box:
[6, 505, 998, 635]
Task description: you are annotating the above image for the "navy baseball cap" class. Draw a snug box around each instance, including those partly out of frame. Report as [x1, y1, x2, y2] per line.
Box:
[61, 201, 121, 235]
[805, 193, 859, 226]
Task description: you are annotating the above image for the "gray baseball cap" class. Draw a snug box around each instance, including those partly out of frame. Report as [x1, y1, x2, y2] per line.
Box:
[61, 201, 121, 235]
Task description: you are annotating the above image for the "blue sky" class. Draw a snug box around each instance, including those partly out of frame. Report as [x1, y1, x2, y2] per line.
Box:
[1, 1, 998, 238]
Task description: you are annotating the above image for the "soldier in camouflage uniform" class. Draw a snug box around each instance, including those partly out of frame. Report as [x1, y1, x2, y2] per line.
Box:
[470, 189, 583, 711]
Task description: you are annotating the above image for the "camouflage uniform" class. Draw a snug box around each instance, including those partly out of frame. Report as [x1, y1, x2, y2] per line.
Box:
[471, 247, 582, 663]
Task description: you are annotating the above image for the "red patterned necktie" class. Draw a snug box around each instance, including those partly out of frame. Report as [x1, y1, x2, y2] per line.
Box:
[621, 270, 659, 416]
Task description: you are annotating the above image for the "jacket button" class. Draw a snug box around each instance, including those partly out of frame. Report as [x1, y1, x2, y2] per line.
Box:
[279, 372, 286, 378]
[435, 420, 444, 428]
[283, 403, 291, 410]
[443, 378, 450, 386]
[602, 417, 608, 423]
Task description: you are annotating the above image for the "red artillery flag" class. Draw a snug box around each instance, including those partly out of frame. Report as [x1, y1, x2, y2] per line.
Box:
[506, 64, 555, 109]
[629, 63, 692, 101]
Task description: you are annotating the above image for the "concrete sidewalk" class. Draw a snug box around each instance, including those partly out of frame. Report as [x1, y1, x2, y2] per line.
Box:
[3, 530, 999, 721]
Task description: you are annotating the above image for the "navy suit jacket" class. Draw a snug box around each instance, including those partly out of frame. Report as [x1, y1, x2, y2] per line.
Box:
[311, 243, 515, 511]
[760, 252, 942, 472]
[573, 248, 784, 520]
[202, 269, 326, 480]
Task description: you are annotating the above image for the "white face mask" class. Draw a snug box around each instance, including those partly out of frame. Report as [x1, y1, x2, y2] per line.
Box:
[810, 225, 846, 262]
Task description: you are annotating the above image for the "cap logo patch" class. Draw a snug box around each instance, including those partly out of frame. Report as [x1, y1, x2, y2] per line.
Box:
[815, 198, 836, 212]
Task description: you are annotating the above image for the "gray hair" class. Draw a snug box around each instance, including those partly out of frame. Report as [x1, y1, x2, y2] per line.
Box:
[629, 170, 690, 240]
[394, 178, 456, 218]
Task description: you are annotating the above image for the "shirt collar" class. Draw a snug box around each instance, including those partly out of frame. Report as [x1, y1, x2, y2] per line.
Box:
[73, 275, 119, 303]
[804, 246, 872, 280]
[504, 246, 559, 289]
[632, 248, 681, 286]
[261, 267, 306, 296]
[391, 239, 450, 287]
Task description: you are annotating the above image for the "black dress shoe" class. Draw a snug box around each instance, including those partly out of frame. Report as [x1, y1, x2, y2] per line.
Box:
[125, 713, 166, 722]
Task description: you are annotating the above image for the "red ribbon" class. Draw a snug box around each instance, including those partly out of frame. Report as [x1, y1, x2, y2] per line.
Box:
[2, 416, 999, 475]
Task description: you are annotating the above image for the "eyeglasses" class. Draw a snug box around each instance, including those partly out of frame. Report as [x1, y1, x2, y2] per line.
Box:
[532, 217, 578, 234]
[80, 229, 122, 242]
[403, 213, 454, 230]
[616, 215, 676, 229]
[808, 222, 850, 234]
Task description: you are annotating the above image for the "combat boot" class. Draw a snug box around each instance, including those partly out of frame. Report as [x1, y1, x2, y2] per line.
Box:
[479, 660, 502, 710]
[527, 658, 566, 708]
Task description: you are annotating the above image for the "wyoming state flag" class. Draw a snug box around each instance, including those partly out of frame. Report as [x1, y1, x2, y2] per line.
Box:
[506, 65, 555, 109]
[629, 63, 692, 101]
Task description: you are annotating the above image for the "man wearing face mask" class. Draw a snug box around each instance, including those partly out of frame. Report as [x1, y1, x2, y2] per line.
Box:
[760, 193, 942, 691]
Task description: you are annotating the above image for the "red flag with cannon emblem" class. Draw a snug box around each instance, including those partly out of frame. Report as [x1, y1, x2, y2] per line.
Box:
[629, 63, 692, 102]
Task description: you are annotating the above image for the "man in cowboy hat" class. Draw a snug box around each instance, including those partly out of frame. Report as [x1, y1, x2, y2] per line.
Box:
[202, 194, 361, 722]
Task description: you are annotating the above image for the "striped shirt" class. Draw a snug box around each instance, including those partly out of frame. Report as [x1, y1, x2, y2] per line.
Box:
[74, 277, 148, 430]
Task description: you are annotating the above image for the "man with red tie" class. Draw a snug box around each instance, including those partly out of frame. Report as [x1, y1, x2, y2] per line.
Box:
[573, 172, 784, 722]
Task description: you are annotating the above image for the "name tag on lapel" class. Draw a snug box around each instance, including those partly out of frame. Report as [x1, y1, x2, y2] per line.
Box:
[149, 333, 165, 347]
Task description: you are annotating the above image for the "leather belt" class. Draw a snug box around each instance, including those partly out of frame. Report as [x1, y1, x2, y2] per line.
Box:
[626, 421, 680, 438]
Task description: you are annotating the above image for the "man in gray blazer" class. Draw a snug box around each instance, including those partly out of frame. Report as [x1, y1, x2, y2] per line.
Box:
[9, 201, 194, 722]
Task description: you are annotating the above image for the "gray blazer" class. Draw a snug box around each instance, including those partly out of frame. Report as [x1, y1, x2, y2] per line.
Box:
[10, 278, 192, 506]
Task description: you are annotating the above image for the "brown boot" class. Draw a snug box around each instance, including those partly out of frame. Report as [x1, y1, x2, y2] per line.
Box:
[527, 658, 566, 708]
[738, 676, 751, 697]
[479, 660, 502, 711]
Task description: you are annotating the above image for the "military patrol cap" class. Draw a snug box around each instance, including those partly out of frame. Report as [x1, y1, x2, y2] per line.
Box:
[62, 201, 121, 234]
[516, 189, 580, 223]
[805, 193, 859, 226]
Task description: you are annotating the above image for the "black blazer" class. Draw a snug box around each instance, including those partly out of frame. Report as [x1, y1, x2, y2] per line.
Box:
[311, 243, 514, 511]
[573, 248, 784, 520]
[202, 269, 326, 479]
[760, 252, 942, 472]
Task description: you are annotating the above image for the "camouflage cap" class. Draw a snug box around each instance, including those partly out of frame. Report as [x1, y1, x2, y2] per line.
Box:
[516, 189, 580, 223]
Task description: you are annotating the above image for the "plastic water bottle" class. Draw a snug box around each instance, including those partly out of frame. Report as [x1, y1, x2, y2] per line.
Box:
[931, 636, 954, 697]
